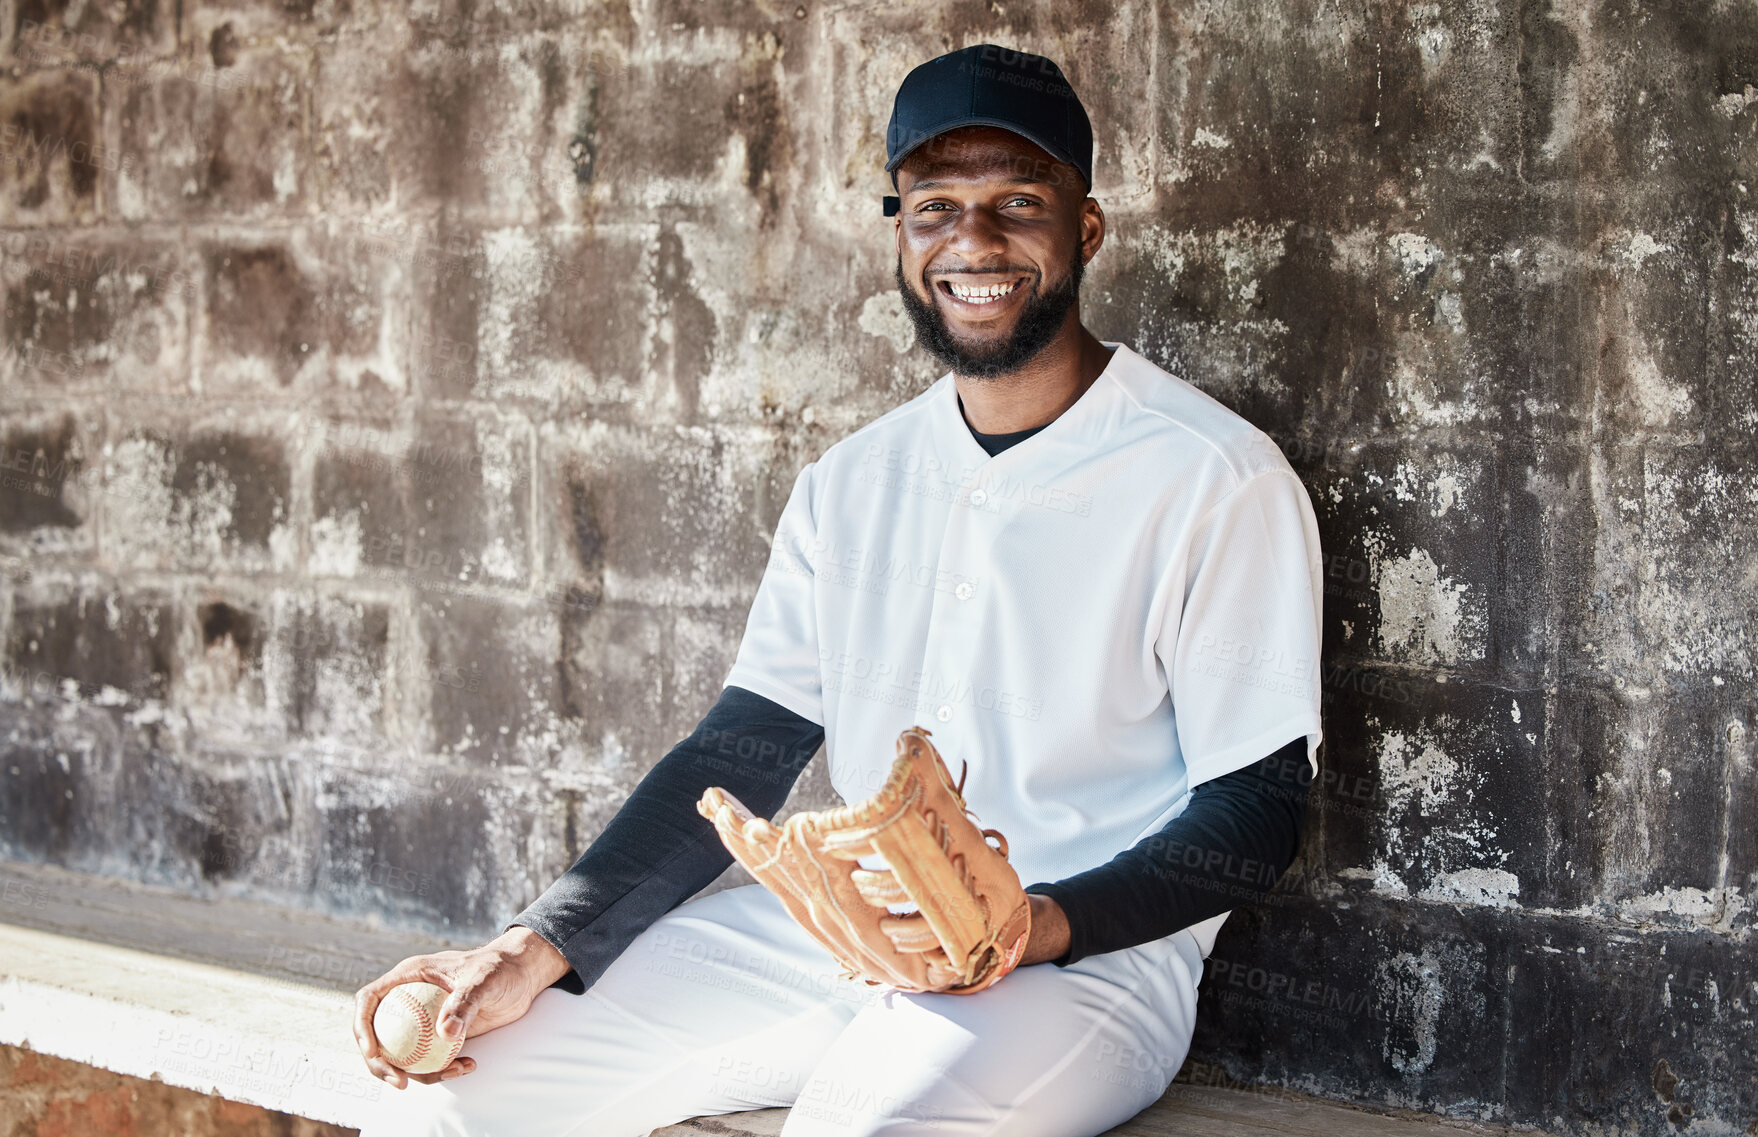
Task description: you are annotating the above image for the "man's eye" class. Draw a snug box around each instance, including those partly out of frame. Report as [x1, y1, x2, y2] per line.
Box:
[916, 198, 1035, 213]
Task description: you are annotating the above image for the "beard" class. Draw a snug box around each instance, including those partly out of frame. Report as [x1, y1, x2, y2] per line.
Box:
[895, 246, 1084, 380]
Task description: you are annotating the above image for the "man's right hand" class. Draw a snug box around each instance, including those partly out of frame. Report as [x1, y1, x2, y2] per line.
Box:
[353, 925, 573, 1089]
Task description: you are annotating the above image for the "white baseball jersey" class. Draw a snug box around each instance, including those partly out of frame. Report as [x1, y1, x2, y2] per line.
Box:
[723, 340, 1324, 958]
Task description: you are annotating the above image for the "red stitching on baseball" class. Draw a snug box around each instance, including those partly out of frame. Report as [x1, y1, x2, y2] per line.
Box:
[395, 988, 435, 1065]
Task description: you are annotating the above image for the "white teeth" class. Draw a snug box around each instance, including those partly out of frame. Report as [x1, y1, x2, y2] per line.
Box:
[946, 278, 1021, 303]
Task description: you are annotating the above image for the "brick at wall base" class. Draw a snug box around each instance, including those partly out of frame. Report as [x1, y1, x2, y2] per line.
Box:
[0, 1042, 356, 1137]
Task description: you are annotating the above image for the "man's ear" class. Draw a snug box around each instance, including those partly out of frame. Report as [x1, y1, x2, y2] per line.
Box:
[1079, 197, 1106, 263]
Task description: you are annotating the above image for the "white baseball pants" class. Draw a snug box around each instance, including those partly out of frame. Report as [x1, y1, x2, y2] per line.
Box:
[355, 883, 1205, 1137]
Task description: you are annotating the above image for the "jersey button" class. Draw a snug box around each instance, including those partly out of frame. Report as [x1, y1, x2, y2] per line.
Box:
[936, 705, 952, 722]
[954, 581, 974, 600]
[968, 488, 988, 506]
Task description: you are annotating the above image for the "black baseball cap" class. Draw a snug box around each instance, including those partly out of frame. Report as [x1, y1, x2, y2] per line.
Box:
[882, 44, 1093, 216]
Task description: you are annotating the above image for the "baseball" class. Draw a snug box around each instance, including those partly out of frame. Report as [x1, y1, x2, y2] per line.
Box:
[373, 981, 465, 1074]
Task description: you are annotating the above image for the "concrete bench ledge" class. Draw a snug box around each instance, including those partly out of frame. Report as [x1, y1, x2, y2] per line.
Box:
[650, 1083, 1542, 1137]
[650, 1082, 1554, 1137]
[0, 860, 1552, 1137]
[0, 920, 387, 1125]
[0, 858, 472, 1128]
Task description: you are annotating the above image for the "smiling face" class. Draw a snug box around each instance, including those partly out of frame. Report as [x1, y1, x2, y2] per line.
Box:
[892, 125, 1103, 380]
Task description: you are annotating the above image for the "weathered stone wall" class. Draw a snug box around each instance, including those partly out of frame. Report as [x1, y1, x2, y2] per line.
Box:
[0, 2, 1751, 1135]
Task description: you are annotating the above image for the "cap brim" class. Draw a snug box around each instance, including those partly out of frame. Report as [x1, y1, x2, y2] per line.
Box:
[885, 117, 1086, 189]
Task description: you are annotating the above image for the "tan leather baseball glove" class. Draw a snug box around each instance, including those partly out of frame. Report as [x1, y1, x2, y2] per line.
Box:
[697, 725, 1032, 995]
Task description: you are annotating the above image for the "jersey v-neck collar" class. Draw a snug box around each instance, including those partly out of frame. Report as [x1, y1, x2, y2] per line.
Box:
[959, 398, 1053, 455]
[939, 341, 1130, 472]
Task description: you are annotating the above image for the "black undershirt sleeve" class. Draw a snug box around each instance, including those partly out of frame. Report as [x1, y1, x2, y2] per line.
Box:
[1022, 736, 1313, 967]
[507, 677, 1309, 992]
[504, 684, 824, 995]
[510, 424, 1310, 993]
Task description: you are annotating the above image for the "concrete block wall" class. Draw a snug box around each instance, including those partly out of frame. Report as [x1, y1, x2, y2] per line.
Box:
[0, 2, 1751, 1135]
